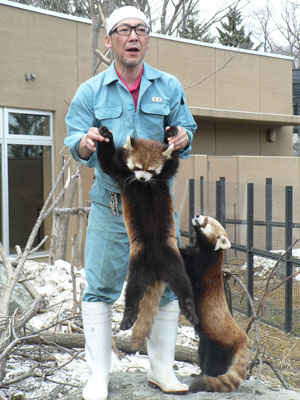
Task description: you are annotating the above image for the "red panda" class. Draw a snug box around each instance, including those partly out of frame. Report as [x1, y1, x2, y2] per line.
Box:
[180, 215, 249, 393]
[97, 126, 198, 349]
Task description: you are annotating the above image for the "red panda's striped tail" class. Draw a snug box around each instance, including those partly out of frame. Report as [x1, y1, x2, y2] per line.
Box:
[189, 338, 249, 393]
[131, 280, 166, 350]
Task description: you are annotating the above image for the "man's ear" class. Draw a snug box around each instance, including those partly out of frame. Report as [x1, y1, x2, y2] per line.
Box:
[105, 35, 112, 50]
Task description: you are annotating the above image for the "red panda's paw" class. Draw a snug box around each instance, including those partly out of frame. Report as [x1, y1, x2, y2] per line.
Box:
[99, 126, 112, 139]
[120, 307, 138, 331]
[179, 298, 199, 325]
[164, 126, 178, 143]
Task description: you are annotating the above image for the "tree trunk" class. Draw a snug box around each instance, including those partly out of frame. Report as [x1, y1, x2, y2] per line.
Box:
[24, 332, 198, 364]
[55, 162, 82, 261]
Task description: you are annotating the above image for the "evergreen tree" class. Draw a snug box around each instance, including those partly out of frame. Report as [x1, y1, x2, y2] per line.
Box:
[217, 7, 257, 50]
[179, 13, 215, 43]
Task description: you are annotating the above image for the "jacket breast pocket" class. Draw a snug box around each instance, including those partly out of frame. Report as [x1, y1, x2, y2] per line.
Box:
[94, 105, 123, 132]
[140, 102, 170, 139]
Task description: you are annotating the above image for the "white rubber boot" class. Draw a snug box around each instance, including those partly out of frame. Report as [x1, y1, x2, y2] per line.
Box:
[82, 302, 112, 400]
[147, 300, 188, 394]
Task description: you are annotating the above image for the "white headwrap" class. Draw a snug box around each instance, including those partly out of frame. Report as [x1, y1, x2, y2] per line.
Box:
[106, 6, 150, 35]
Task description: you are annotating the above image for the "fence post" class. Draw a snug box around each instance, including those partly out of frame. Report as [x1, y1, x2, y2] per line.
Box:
[285, 186, 293, 333]
[200, 176, 204, 215]
[189, 179, 195, 245]
[220, 177, 226, 228]
[266, 178, 272, 251]
[216, 180, 221, 222]
[247, 183, 254, 317]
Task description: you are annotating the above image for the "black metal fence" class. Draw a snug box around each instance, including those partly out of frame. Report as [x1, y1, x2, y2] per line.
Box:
[181, 177, 300, 336]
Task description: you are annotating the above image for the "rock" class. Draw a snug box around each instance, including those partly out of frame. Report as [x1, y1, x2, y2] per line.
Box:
[275, 260, 288, 280]
[59, 372, 300, 400]
[292, 138, 300, 157]
[11, 392, 24, 400]
[0, 264, 33, 315]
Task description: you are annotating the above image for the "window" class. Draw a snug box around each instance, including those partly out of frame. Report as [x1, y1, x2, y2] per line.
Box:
[8, 113, 51, 136]
[1, 109, 53, 255]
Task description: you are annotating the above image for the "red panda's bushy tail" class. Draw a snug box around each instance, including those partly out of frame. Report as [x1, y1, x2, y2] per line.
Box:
[189, 337, 249, 393]
[131, 280, 166, 350]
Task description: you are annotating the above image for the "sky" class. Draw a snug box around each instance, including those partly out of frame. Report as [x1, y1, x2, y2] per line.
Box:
[150, 0, 290, 48]
[205, 0, 285, 42]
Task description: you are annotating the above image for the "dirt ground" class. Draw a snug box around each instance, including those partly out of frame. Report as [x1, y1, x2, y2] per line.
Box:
[234, 311, 300, 389]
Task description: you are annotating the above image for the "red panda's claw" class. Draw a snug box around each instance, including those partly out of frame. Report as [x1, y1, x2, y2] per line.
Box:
[120, 318, 135, 331]
[179, 298, 199, 325]
[120, 307, 138, 330]
[99, 125, 112, 139]
[185, 311, 199, 325]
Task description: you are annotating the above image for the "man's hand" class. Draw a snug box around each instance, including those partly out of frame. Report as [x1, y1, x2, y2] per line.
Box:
[165, 126, 189, 150]
[78, 127, 110, 160]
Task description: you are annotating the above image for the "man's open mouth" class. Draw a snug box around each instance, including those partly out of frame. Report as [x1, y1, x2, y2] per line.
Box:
[127, 47, 139, 53]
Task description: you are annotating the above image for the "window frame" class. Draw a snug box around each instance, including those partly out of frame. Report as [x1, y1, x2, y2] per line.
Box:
[1, 107, 54, 255]
[0, 108, 4, 247]
[5, 108, 53, 143]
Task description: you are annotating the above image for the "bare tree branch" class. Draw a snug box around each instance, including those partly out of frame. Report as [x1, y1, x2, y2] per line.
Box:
[264, 357, 290, 390]
[245, 238, 300, 334]
[0, 242, 14, 281]
[94, 49, 112, 67]
[184, 53, 237, 90]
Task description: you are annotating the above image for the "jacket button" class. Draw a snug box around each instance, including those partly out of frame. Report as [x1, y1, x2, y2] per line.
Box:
[127, 104, 133, 110]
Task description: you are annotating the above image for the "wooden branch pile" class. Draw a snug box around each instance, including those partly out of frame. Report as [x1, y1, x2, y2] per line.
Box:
[48, 160, 90, 268]
[0, 158, 82, 384]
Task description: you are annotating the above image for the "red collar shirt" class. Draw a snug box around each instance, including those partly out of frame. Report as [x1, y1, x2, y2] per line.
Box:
[115, 66, 143, 110]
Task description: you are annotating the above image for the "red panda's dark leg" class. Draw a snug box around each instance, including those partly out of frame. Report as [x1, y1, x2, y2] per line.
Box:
[160, 250, 198, 325]
[120, 261, 150, 330]
[197, 334, 228, 377]
[97, 127, 130, 186]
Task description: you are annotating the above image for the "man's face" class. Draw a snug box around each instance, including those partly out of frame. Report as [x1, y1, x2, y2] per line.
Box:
[105, 18, 150, 68]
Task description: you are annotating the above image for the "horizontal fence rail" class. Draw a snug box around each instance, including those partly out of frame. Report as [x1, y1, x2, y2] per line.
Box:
[180, 177, 300, 336]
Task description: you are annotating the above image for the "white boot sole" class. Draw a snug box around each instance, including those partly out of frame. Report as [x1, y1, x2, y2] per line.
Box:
[148, 379, 189, 395]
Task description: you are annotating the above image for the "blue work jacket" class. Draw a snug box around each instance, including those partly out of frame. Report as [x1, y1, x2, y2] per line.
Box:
[65, 61, 197, 197]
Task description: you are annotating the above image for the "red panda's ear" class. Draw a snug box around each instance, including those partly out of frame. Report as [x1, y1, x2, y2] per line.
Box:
[214, 235, 231, 250]
[162, 143, 174, 159]
[123, 136, 134, 153]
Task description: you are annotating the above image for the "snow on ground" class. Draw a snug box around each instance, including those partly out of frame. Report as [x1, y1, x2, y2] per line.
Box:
[4, 260, 199, 399]
[241, 248, 300, 280]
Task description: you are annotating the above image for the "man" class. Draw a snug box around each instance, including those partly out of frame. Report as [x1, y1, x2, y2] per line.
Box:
[65, 6, 197, 400]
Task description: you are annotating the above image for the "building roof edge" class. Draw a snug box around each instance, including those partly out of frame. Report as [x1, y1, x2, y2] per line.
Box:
[0, 0, 91, 24]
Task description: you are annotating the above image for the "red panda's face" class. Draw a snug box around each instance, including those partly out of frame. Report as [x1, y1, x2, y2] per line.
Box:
[123, 136, 173, 182]
[126, 158, 162, 181]
[192, 215, 231, 251]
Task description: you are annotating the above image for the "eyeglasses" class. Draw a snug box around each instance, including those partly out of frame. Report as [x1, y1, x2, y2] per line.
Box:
[110, 24, 150, 37]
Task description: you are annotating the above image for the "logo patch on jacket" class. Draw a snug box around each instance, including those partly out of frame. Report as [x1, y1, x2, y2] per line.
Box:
[152, 97, 162, 103]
